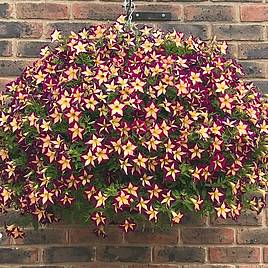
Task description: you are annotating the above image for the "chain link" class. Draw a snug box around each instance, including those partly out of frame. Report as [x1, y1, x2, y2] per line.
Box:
[123, 0, 135, 24]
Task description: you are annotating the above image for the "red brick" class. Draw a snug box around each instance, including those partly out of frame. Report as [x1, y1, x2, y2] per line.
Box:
[180, 212, 207, 226]
[0, 41, 12, 57]
[158, 23, 209, 40]
[239, 61, 266, 78]
[72, 3, 124, 20]
[0, 248, 39, 264]
[209, 247, 260, 263]
[265, 208, 268, 223]
[184, 5, 236, 21]
[182, 264, 235, 268]
[156, 0, 204, 1]
[97, 246, 151, 263]
[125, 226, 178, 245]
[212, 0, 261, 1]
[69, 264, 122, 268]
[0, 21, 43, 38]
[210, 210, 263, 226]
[153, 246, 205, 263]
[128, 265, 181, 268]
[241, 5, 268, 21]
[43, 246, 95, 263]
[212, 24, 264, 41]
[237, 228, 268, 244]
[239, 43, 268, 60]
[0, 3, 12, 18]
[0, 60, 33, 76]
[16, 3, 69, 19]
[224, 43, 237, 58]
[237, 265, 268, 268]
[0, 229, 12, 245]
[181, 227, 234, 244]
[262, 247, 268, 262]
[248, 80, 268, 94]
[17, 41, 50, 58]
[0, 78, 13, 92]
[45, 22, 93, 38]
[19, 266, 64, 268]
[69, 225, 123, 244]
[10, 228, 67, 245]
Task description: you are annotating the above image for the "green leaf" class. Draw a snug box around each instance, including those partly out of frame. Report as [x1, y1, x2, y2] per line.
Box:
[166, 87, 177, 100]
[76, 52, 94, 67]
[52, 119, 69, 135]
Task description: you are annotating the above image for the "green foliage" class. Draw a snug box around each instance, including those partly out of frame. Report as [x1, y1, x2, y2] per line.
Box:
[76, 52, 94, 67]
[163, 40, 194, 55]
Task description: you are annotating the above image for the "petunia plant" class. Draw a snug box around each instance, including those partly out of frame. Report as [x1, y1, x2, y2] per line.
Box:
[1, 16, 268, 238]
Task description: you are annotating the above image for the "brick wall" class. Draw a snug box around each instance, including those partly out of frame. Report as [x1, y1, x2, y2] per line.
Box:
[1, 0, 268, 267]
[0, 210, 268, 267]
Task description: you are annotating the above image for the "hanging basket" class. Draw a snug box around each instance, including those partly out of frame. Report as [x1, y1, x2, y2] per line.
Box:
[0, 16, 268, 238]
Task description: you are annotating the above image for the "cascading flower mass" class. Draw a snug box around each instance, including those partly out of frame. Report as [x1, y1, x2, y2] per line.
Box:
[0, 16, 268, 238]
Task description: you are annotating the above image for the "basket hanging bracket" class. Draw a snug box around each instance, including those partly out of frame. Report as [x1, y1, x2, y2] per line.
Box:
[123, 0, 136, 24]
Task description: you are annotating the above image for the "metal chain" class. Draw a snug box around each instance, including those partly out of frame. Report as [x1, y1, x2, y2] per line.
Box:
[123, 0, 135, 24]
